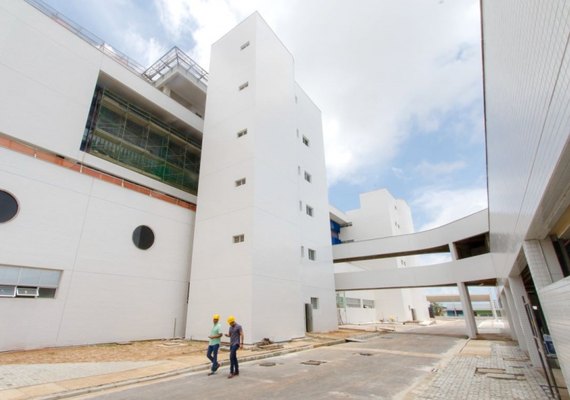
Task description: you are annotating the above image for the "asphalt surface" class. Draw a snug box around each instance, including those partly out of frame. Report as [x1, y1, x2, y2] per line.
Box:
[74, 333, 465, 400]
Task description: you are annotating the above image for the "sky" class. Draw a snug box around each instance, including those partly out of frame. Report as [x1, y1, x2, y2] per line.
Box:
[41, 0, 488, 232]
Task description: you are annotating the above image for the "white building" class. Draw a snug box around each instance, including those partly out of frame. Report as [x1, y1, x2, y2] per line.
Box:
[482, 0, 570, 387]
[0, 0, 335, 350]
[185, 13, 337, 343]
[2, 1, 570, 390]
[331, 189, 429, 324]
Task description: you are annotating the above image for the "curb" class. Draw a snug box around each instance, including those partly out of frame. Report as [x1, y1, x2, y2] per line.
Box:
[34, 339, 346, 400]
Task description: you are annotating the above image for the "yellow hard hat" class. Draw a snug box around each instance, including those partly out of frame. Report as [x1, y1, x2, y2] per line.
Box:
[227, 315, 235, 324]
[213, 314, 220, 320]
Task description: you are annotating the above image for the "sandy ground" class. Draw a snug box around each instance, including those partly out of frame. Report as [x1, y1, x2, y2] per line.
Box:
[0, 330, 364, 365]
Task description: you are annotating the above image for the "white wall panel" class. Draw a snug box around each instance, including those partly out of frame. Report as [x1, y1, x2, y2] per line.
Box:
[539, 277, 570, 388]
[483, 0, 570, 277]
[0, 151, 194, 350]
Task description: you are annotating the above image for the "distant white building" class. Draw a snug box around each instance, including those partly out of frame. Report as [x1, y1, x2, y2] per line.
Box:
[331, 189, 430, 324]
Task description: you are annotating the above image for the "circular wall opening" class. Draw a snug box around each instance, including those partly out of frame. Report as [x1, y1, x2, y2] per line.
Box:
[132, 225, 155, 250]
[0, 190, 19, 223]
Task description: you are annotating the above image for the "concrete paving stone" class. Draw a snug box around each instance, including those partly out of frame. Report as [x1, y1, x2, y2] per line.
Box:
[0, 362, 160, 390]
[413, 342, 555, 399]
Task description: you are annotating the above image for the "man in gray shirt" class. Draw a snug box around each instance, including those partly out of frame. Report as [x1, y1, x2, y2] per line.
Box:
[225, 315, 244, 378]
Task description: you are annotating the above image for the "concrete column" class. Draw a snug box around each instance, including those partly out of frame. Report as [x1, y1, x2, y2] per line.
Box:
[449, 242, 459, 261]
[500, 290, 518, 341]
[508, 275, 542, 366]
[523, 240, 564, 290]
[457, 282, 477, 338]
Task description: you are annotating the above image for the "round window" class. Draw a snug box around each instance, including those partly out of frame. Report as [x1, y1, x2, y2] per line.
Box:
[0, 190, 19, 223]
[132, 225, 155, 250]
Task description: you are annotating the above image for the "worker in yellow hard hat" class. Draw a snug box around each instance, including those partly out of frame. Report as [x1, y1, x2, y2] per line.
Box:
[224, 315, 243, 378]
[207, 313, 222, 375]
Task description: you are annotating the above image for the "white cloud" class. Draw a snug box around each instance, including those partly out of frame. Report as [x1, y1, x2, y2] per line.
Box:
[123, 32, 166, 67]
[149, 0, 482, 189]
[414, 160, 467, 178]
[412, 185, 487, 231]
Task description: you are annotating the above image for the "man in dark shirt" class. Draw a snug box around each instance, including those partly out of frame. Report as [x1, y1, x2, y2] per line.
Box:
[225, 315, 244, 378]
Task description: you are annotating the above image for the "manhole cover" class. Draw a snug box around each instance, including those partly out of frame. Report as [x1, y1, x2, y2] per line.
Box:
[259, 362, 276, 367]
[302, 360, 326, 366]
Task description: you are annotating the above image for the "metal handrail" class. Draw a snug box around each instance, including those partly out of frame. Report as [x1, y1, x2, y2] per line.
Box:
[143, 46, 208, 86]
[23, 0, 208, 84]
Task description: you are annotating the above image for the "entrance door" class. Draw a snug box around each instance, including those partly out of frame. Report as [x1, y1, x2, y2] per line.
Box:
[523, 297, 560, 399]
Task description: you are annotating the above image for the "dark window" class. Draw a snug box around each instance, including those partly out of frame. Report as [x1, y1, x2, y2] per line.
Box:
[0, 190, 18, 223]
[133, 225, 155, 250]
[38, 288, 57, 298]
[83, 87, 201, 195]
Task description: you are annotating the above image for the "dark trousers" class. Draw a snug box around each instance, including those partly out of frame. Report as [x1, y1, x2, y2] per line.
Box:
[207, 344, 220, 371]
[229, 344, 239, 374]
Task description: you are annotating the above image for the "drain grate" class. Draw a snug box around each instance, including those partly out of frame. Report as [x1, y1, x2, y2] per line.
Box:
[476, 368, 506, 374]
[259, 362, 276, 367]
[475, 367, 525, 381]
[359, 353, 373, 356]
[302, 360, 326, 366]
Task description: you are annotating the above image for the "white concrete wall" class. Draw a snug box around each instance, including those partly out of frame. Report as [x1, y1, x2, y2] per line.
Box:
[336, 253, 496, 291]
[483, 0, 570, 278]
[334, 209, 488, 263]
[295, 84, 338, 333]
[186, 13, 336, 344]
[482, 0, 570, 379]
[0, 150, 194, 351]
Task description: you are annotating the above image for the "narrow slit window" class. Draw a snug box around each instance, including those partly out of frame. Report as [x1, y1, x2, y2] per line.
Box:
[302, 136, 310, 146]
[233, 234, 245, 243]
[304, 171, 312, 183]
[306, 205, 314, 217]
[239, 82, 249, 91]
[240, 41, 250, 50]
[237, 129, 248, 138]
[235, 178, 246, 187]
[308, 249, 316, 261]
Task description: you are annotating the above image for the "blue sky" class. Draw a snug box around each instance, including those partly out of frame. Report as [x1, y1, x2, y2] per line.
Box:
[41, 0, 488, 232]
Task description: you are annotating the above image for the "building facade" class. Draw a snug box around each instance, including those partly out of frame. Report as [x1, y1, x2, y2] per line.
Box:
[331, 189, 430, 324]
[482, 0, 570, 387]
[185, 13, 337, 343]
[0, 0, 335, 351]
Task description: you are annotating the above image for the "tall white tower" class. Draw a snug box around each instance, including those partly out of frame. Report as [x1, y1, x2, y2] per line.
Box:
[186, 13, 337, 343]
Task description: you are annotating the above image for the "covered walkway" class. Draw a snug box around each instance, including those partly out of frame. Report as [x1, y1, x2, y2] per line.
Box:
[333, 210, 496, 339]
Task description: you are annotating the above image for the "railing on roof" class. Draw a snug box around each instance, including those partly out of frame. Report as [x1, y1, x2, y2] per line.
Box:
[25, 0, 147, 78]
[143, 47, 208, 87]
[24, 0, 208, 87]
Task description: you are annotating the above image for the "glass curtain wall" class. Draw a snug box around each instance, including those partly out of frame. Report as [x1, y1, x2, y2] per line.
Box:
[82, 87, 201, 195]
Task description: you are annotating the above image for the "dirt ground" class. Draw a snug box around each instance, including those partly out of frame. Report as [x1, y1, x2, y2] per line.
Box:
[0, 330, 364, 365]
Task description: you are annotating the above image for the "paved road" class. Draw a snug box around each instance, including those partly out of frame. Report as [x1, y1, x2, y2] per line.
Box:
[79, 333, 464, 400]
